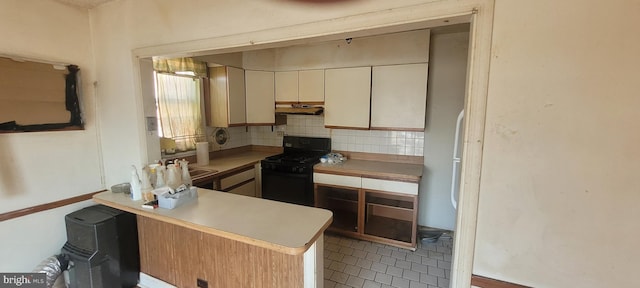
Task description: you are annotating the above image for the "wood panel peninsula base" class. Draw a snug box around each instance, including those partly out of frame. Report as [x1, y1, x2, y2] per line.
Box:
[93, 189, 332, 288]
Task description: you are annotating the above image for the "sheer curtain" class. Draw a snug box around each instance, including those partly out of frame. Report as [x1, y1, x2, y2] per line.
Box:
[155, 73, 204, 151]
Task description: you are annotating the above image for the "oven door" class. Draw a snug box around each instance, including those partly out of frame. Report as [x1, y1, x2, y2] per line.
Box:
[261, 168, 314, 206]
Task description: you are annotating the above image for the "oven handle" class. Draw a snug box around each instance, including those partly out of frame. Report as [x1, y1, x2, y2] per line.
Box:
[261, 168, 312, 178]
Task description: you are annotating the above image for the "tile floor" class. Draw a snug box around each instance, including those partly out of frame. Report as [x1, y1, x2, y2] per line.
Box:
[323, 234, 453, 288]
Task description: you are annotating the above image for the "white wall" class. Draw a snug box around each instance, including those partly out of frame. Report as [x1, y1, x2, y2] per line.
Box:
[474, 0, 640, 287]
[421, 30, 469, 231]
[0, 0, 101, 271]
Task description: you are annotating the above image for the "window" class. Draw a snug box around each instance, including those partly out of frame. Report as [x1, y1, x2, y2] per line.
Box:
[155, 72, 204, 152]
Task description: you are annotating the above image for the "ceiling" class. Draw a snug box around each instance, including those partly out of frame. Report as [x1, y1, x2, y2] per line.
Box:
[53, 0, 114, 9]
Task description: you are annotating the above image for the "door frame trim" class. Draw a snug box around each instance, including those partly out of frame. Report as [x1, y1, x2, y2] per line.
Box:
[130, 1, 495, 286]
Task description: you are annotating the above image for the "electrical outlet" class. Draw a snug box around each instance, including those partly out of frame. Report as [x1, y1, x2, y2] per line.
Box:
[197, 278, 208, 288]
[276, 131, 284, 137]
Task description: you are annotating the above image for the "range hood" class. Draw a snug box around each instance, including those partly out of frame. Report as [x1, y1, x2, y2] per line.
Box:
[275, 106, 324, 115]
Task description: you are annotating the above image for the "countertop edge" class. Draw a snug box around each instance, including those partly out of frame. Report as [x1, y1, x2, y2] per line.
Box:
[314, 162, 423, 183]
[93, 194, 332, 255]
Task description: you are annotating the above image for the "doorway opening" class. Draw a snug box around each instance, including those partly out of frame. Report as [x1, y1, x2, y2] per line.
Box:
[132, 7, 493, 287]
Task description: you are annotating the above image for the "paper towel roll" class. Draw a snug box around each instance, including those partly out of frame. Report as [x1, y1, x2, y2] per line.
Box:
[196, 142, 209, 166]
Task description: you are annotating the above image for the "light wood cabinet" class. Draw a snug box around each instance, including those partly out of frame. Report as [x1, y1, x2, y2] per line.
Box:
[314, 172, 418, 250]
[245, 70, 275, 125]
[275, 70, 325, 104]
[207, 66, 246, 127]
[363, 190, 418, 245]
[315, 184, 360, 236]
[324, 67, 372, 129]
[371, 63, 429, 131]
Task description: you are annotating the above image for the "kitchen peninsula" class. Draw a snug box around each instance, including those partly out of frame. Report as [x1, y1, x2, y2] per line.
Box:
[93, 188, 332, 288]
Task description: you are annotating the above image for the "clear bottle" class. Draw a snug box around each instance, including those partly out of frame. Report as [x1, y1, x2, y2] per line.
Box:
[130, 165, 142, 201]
[155, 165, 166, 188]
[166, 164, 181, 191]
[179, 159, 192, 187]
[140, 167, 154, 201]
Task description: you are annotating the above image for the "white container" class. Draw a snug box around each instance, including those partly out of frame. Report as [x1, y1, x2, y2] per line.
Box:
[196, 142, 209, 166]
[158, 186, 198, 209]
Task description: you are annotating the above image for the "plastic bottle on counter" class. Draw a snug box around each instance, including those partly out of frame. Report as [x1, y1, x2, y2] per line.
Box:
[130, 165, 143, 201]
[148, 163, 160, 188]
[155, 165, 166, 188]
[179, 159, 192, 187]
[140, 167, 154, 201]
[166, 163, 181, 191]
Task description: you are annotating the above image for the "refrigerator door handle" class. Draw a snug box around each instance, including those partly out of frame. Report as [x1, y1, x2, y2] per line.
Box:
[451, 110, 464, 210]
[451, 160, 460, 209]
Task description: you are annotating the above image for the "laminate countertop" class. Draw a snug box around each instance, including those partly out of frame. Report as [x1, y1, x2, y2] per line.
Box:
[187, 150, 278, 175]
[93, 189, 332, 255]
[314, 159, 423, 183]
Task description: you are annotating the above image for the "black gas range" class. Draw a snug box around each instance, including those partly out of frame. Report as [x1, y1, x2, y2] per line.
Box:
[261, 136, 331, 206]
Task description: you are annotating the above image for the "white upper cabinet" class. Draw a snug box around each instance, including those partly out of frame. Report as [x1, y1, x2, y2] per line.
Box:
[275, 69, 325, 104]
[324, 67, 372, 129]
[245, 70, 275, 125]
[227, 67, 247, 126]
[208, 66, 246, 127]
[371, 63, 428, 131]
[298, 70, 325, 103]
[274, 71, 298, 103]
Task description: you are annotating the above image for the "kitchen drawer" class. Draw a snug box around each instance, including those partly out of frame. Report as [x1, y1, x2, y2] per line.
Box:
[221, 168, 255, 190]
[313, 173, 361, 188]
[361, 178, 418, 195]
[228, 180, 256, 197]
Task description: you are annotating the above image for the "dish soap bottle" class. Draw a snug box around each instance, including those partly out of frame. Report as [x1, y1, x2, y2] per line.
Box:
[130, 165, 142, 201]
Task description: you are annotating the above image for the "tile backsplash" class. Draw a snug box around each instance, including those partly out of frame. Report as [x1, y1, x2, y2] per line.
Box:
[331, 129, 424, 156]
[211, 115, 424, 156]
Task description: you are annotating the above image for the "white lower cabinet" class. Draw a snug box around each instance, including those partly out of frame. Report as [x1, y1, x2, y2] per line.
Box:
[228, 180, 256, 197]
[313, 172, 418, 250]
[214, 165, 257, 197]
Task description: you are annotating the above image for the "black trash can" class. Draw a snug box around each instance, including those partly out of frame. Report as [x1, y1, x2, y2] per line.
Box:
[62, 205, 139, 288]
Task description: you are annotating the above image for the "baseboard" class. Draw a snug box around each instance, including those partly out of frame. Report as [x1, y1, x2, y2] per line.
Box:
[471, 275, 530, 288]
[138, 273, 176, 288]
